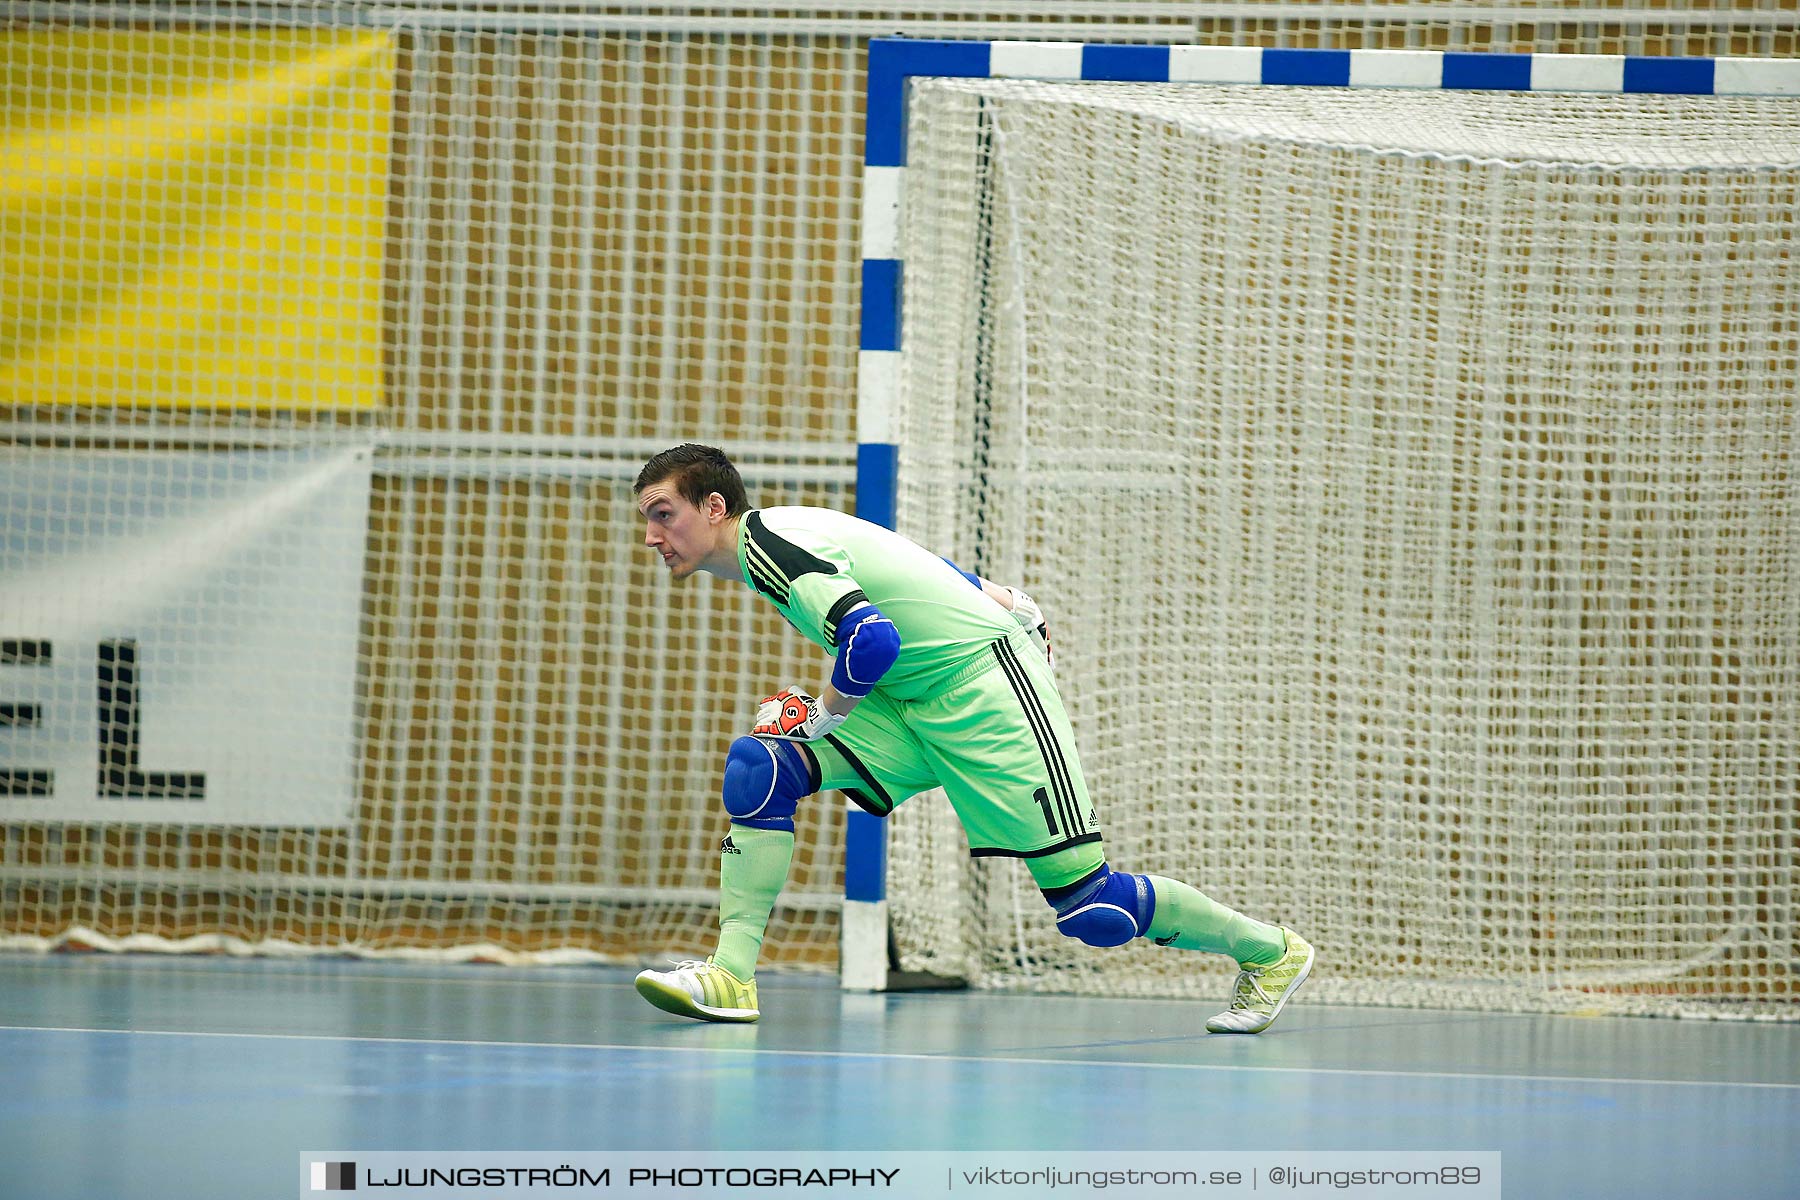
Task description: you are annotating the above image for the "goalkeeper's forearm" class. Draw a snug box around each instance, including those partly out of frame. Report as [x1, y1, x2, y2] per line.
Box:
[979, 577, 1018, 612]
[939, 558, 1028, 617]
[975, 575, 1053, 670]
[820, 683, 862, 722]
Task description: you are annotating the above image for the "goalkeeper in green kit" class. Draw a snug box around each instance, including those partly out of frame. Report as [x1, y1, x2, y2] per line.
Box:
[632, 444, 1314, 1033]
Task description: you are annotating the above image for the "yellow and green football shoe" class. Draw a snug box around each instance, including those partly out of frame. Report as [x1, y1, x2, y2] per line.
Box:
[635, 958, 760, 1023]
[1206, 928, 1314, 1034]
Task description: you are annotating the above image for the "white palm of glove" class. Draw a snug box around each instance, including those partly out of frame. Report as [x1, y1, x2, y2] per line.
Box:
[753, 687, 846, 741]
[1005, 587, 1055, 672]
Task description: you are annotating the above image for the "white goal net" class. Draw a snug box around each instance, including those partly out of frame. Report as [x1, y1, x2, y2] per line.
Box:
[889, 77, 1799, 1018]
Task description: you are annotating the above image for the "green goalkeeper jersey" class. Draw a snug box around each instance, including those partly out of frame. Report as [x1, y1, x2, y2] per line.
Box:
[736, 506, 1015, 702]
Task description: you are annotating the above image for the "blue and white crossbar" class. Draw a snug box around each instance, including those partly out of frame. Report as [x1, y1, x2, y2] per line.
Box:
[854, 39, 1800, 529]
[841, 39, 1800, 984]
[864, 42, 1800, 170]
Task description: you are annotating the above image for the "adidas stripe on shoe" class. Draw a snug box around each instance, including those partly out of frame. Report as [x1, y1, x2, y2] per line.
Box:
[635, 958, 760, 1023]
[1205, 927, 1314, 1034]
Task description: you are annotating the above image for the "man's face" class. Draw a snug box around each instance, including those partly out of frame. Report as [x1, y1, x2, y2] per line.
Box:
[637, 481, 726, 580]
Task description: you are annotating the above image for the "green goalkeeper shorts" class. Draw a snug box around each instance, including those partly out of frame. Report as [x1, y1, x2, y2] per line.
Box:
[809, 629, 1105, 892]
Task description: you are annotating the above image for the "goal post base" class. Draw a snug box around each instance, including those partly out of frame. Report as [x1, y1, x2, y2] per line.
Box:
[838, 899, 890, 992]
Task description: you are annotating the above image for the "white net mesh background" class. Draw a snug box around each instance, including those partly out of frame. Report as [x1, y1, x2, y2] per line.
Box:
[1, 2, 1795, 980]
[890, 77, 1799, 1018]
[2, 20, 861, 966]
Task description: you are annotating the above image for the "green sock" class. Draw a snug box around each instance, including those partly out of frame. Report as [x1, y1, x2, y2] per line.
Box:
[1144, 875, 1285, 966]
[712, 824, 794, 981]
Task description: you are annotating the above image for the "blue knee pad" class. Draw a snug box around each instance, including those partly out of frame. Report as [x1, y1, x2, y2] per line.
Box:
[1046, 866, 1156, 948]
[722, 735, 816, 834]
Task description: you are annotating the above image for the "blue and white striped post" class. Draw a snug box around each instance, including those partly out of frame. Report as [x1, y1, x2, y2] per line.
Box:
[843, 38, 1800, 990]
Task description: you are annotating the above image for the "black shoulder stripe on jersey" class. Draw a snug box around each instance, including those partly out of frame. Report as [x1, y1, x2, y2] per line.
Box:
[745, 512, 837, 595]
[739, 514, 788, 603]
[822, 589, 871, 650]
[745, 553, 787, 605]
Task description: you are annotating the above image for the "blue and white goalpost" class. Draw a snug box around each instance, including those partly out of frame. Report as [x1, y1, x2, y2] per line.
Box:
[843, 38, 1800, 1016]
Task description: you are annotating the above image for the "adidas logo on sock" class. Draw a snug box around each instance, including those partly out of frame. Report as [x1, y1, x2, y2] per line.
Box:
[1154, 931, 1180, 946]
[720, 835, 741, 855]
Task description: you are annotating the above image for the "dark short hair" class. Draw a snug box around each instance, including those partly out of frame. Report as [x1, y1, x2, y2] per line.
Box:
[634, 443, 750, 516]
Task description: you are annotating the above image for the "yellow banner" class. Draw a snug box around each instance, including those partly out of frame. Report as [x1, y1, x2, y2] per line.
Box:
[1, 29, 394, 410]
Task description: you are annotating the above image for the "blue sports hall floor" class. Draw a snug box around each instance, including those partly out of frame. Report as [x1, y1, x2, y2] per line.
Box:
[1, 953, 1795, 1200]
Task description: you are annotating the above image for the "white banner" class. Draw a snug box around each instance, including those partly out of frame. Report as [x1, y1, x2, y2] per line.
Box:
[1, 447, 372, 825]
